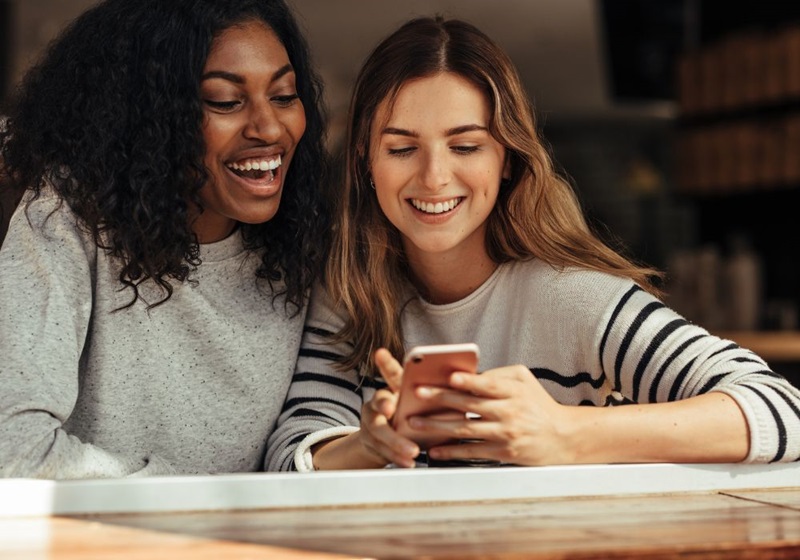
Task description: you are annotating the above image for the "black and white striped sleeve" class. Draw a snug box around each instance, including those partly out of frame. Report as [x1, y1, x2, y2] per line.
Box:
[599, 284, 800, 463]
[264, 287, 381, 472]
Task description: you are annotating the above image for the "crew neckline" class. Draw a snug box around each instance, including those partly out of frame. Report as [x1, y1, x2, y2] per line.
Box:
[416, 262, 506, 312]
[199, 229, 246, 262]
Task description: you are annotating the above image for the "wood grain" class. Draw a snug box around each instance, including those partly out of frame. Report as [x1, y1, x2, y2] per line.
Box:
[0, 516, 360, 560]
[34, 490, 796, 559]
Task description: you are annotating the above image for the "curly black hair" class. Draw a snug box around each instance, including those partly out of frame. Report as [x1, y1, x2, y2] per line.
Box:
[0, 0, 330, 312]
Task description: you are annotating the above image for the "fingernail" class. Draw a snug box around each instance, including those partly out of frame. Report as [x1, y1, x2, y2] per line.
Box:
[417, 387, 433, 397]
[450, 374, 464, 386]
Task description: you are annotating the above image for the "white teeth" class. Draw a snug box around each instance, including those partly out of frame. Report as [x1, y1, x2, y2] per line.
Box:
[411, 198, 461, 214]
[227, 155, 282, 172]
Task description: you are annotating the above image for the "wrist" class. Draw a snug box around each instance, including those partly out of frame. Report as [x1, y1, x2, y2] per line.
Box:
[312, 430, 388, 470]
[555, 406, 584, 464]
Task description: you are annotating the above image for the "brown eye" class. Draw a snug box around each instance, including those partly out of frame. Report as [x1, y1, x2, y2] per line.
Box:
[272, 94, 300, 108]
[387, 147, 415, 157]
[204, 99, 240, 112]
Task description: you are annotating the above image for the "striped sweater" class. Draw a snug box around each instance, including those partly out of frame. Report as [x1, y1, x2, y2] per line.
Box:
[265, 259, 800, 471]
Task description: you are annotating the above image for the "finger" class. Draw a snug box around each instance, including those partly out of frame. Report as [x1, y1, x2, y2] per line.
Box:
[408, 413, 500, 441]
[414, 385, 500, 419]
[427, 440, 507, 463]
[369, 388, 399, 419]
[366, 430, 420, 468]
[367, 426, 421, 468]
[422, 411, 468, 421]
[362, 402, 420, 467]
[374, 347, 403, 392]
[448, 367, 528, 399]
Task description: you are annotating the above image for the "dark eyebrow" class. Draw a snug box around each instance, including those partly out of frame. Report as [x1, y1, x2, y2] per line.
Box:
[446, 124, 488, 136]
[381, 124, 488, 138]
[382, 127, 418, 138]
[201, 63, 295, 84]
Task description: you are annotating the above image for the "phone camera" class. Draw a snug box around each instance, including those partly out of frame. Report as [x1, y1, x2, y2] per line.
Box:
[412, 356, 423, 363]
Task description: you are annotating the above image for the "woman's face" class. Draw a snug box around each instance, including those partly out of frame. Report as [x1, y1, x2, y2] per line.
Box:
[195, 19, 306, 243]
[369, 72, 507, 265]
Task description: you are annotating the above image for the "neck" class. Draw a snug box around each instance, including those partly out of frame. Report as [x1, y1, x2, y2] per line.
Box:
[406, 245, 498, 305]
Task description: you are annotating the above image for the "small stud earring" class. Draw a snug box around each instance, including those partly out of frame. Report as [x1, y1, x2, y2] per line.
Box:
[369, 178, 376, 190]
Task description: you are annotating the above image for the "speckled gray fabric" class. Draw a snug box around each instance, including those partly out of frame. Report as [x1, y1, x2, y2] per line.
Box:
[0, 191, 305, 479]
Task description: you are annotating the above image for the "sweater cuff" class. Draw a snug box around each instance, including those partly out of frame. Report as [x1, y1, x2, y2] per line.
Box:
[125, 454, 180, 478]
[715, 386, 766, 463]
[293, 426, 360, 472]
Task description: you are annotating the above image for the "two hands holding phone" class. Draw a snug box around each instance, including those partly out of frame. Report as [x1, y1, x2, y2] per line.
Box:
[350, 343, 570, 469]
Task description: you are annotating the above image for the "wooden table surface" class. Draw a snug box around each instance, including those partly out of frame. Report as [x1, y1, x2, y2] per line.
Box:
[3, 487, 800, 559]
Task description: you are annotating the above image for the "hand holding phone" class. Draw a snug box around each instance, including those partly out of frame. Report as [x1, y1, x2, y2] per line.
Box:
[392, 343, 480, 449]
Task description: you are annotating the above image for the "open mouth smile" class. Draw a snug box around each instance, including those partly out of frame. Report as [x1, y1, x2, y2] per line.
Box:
[226, 155, 282, 182]
[410, 197, 464, 215]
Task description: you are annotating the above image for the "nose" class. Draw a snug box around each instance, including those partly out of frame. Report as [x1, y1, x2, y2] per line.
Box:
[419, 149, 451, 191]
[243, 99, 282, 143]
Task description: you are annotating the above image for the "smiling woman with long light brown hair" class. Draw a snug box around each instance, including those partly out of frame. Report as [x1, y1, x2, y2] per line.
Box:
[267, 16, 800, 473]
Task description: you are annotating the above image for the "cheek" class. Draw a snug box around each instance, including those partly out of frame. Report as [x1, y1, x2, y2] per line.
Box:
[287, 108, 307, 145]
[371, 158, 407, 188]
[475, 159, 504, 195]
[374, 186, 392, 218]
[201, 116, 232, 157]
[483, 171, 501, 194]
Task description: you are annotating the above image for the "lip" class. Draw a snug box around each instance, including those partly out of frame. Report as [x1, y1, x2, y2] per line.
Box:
[406, 196, 465, 223]
[224, 160, 284, 198]
[222, 145, 289, 196]
[226, 147, 285, 164]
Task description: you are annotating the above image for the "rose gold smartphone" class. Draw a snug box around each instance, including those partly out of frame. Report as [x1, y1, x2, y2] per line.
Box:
[392, 343, 480, 449]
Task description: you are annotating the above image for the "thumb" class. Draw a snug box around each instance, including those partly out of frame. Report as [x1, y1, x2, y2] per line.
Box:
[373, 347, 403, 392]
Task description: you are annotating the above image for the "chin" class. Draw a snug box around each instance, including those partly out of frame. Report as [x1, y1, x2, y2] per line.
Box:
[238, 200, 283, 225]
[239, 212, 280, 226]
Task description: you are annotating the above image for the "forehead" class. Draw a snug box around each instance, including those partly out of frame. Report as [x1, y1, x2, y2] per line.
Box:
[374, 72, 490, 128]
[204, 20, 289, 71]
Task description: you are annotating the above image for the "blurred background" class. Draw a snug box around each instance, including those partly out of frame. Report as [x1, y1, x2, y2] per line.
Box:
[2, 0, 800, 379]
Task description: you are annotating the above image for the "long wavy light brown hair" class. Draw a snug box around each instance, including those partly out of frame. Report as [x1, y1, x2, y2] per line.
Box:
[327, 16, 662, 372]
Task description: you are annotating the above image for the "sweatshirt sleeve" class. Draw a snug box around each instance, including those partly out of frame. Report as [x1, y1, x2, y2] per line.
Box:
[0, 194, 177, 479]
[264, 284, 379, 472]
[599, 283, 800, 463]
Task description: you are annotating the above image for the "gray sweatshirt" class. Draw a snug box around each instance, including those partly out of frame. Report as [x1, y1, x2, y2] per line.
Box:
[0, 191, 305, 479]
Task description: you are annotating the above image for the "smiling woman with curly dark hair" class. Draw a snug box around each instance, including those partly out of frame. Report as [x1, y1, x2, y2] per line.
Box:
[0, 0, 331, 479]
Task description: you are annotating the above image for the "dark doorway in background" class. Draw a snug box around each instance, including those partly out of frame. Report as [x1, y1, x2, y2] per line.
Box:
[599, 0, 689, 103]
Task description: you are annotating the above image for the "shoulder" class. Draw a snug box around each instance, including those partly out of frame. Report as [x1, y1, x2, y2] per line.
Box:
[14, 185, 80, 234]
[496, 260, 652, 351]
[0, 186, 101, 281]
[502, 259, 637, 313]
[7, 186, 86, 243]
[305, 281, 348, 333]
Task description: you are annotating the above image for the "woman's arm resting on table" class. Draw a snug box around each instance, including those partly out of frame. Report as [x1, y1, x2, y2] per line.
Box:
[410, 367, 749, 465]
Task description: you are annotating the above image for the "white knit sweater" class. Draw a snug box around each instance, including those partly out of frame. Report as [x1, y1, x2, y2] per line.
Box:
[266, 259, 800, 472]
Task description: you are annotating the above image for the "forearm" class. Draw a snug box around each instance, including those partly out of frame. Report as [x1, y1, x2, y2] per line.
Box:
[567, 392, 749, 464]
[0, 413, 178, 479]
